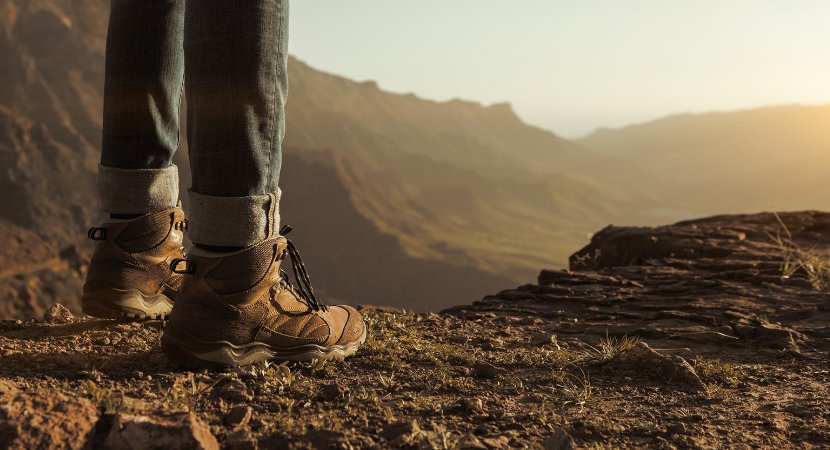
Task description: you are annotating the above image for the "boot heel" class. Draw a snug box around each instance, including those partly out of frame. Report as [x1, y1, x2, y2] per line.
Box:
[82, 288, 174, 320]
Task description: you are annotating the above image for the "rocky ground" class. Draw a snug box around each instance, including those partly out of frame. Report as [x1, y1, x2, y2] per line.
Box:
[1, 212, 829, 449]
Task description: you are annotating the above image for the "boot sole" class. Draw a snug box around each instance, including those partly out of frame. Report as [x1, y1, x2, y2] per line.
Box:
[82, 288, 174, 320]
[161, 327, 367, 367]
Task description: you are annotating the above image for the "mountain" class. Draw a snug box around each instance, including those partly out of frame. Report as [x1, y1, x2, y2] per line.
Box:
[283, 58, 661, 279]
[0, 0, 658, 317]
[580, 104, 830, 215]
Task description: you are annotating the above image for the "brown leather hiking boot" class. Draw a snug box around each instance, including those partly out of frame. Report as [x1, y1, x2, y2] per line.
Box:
[82, 206, 187, 320]
[161, 227, 366, 366]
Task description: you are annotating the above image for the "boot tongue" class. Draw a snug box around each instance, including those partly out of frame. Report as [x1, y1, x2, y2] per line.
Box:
[202, 239, 279, 295]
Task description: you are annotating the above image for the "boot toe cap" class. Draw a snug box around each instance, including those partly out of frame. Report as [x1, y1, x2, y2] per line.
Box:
[331, 305, 366, 346]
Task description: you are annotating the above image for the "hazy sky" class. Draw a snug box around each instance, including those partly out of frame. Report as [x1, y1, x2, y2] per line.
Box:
[290, 1, 830, 138]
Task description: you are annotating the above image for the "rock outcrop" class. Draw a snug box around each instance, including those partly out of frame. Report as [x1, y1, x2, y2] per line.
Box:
[448, 211, 830, 357]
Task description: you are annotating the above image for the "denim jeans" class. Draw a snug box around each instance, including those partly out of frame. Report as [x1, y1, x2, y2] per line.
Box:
[97, 0, 289, 246]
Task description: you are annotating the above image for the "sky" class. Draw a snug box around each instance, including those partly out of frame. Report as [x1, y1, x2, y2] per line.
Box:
[289, 1, 830, 138]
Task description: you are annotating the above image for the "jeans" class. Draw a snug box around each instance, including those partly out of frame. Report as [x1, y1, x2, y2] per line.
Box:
[97, 0, 289, 246]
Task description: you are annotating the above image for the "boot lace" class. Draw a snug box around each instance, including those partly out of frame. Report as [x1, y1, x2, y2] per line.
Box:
[278, 225, 327, 311]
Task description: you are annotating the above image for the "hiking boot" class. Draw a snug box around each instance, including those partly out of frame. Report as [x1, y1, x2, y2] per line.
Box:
[161, 227, 366, 366]
[82, 206, 187, 320]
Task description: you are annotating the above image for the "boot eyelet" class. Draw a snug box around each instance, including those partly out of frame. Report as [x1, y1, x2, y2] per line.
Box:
[87, 227, 107, 241]
[170, 258, 195, 274]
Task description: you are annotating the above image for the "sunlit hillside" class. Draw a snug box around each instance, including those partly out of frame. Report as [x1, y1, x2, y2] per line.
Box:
[580, 105, 830, 214]
[284, 58, 661, 279]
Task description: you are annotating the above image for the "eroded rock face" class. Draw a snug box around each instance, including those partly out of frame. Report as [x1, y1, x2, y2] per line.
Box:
[448, 211, 830, 356]
[570, 211, 830, 271]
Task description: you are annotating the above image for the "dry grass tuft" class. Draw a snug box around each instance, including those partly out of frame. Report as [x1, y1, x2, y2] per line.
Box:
[692, 356, 741, 387]
[768, 212, 830, 291]
[81, 380, 124, 414]
[584, 334, 640, 364]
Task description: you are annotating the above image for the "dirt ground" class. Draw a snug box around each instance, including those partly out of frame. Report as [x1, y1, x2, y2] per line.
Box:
[1, 212, 829, 449]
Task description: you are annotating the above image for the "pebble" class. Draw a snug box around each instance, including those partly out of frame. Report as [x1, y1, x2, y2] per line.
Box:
[543, 428, 574, 450]
[224, 406, 253, 427]
[224, 427, 257, 450]
[320, 383, 345, 401]
[531, 332, 559, 347]
[667, 422, 687, 436]
[217, 380, 253, 403]
[43, 304, 74, 324]
[473, 361, 500, 379]
[481, 435, 510, 449]
[456, 433, 487, 449]
[460, 397, 483, 412]
[448, 335, 469, 344]
[104, 412, 219, 449]
[480, 338, 504, 351]
[517, 316, 541, 325]
[382, 420, 422, 447]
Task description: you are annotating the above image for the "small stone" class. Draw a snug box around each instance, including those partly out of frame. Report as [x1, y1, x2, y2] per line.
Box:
[382, 420, 422, 447]
[43, 304, 74, 324]
[543, 428, 574, 450]
[320, 383, 344, 401]
[667, 422, 687, 436]
[517, 316, 540, 325]
[103, 412, 219, 450]
[531, 332, 559, 348]
[225, 427, 257, 450]
[120, 396, 149, 412]
[301, 429, 349, 449]
[217, 379, 254, 403]
[224, 406, 253, 427]
[480, 435, 510, 449]
[473, 361, 500, 379]
[449, 335, 469, 344]
[457, 433, 487, 449]
[460, 398, 483, 412]
[480, 338, 504, 351]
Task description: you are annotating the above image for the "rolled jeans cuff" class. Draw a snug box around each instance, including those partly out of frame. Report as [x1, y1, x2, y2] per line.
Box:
[97, 164, 179, 214]
[188, 188, 281, 247]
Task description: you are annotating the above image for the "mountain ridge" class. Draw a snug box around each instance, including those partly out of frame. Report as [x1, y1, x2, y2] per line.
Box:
[579, 103, 830, 215]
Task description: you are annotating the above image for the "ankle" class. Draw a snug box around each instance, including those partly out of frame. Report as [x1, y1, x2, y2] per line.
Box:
[110, 213, 144, 219]
[193, 243, 245, 253]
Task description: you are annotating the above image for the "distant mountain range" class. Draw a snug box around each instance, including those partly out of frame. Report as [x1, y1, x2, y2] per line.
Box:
[1, 0, 828, 317]
[580, 105, 830, 214]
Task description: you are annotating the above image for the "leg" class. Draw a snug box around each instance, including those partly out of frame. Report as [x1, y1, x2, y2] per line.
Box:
[82, 0, 187, 320]
[184, 0, 289, 246]
[98, 0, 185, 214]
[163, 0, 367, 366]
